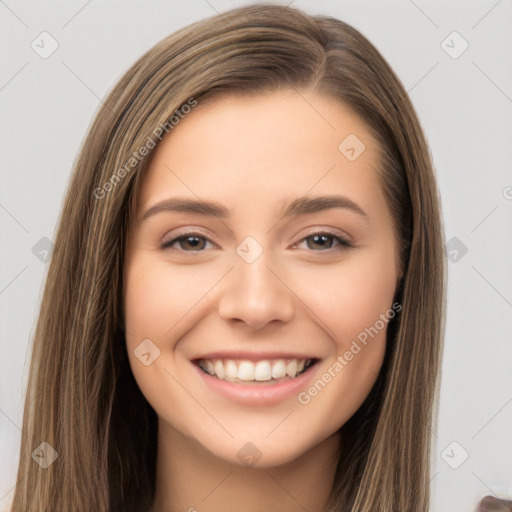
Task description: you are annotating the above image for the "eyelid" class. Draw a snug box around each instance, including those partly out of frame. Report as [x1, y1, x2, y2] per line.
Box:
[292, 230, 353, 251]
[160, 229, 218, 250]
[297, 226, 353, 246]
[160, 227, 354, 252]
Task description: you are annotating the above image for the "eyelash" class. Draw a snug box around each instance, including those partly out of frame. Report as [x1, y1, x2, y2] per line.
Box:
[160, 230, 354, 253]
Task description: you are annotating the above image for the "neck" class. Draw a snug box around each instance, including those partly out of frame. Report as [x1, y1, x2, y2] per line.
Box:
[150, 420, 342, 512]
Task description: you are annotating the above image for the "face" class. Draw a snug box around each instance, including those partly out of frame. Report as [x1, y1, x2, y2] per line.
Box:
[123, 90, 401, 468]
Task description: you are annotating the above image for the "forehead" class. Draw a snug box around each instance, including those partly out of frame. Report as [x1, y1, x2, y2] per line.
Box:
[135, 90, 384, 219]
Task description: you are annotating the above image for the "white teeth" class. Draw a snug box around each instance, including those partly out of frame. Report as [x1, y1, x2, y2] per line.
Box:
[271, 360, 287, 379]
[198, 358, 313, 382]
[213, 360, 225, 379]
[286, 360, 297, 378]
[225, 359, 238, 380]
[204, 360, 215, 375]
[238, 361, 255, 381]
[254, 361, 272, 381]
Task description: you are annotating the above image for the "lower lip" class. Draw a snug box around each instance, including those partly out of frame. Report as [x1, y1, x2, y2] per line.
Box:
[193, 361, 320, 406]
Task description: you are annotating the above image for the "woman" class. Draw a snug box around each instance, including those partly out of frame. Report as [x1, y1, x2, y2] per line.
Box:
[9, 4, 450, 511]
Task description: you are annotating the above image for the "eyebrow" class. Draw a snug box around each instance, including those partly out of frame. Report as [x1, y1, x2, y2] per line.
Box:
[139, 194, 369, 225]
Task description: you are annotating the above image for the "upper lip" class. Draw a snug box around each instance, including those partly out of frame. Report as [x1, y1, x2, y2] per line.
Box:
[192, 351, 319, 362]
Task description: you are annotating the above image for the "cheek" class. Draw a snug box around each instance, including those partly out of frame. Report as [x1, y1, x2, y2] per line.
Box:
[124, 257, 205, 341]
[293, 247, 397, 421]
[300, 249, 398, 346]
[295, 248, 396, 397]
[123, 257, 206, 435]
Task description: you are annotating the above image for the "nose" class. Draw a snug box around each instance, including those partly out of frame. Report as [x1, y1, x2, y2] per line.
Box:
[217, 248, 295, 330]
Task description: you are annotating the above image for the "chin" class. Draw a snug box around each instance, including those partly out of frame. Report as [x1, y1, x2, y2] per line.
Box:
[198, 430, 327, 469]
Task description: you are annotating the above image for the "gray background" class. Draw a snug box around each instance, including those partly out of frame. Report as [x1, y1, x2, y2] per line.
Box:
[1, 1, 511, 511]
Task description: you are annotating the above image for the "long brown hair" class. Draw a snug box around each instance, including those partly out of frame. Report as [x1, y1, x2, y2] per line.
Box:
[9, 4, 446, 511]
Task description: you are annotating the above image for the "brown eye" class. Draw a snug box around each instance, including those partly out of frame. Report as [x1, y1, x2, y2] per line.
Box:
[160, 230, 353, 254]
[161, 233, 213, 252]
[297, 232, 353, 252]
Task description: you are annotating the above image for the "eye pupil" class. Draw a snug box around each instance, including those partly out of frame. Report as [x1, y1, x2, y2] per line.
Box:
[308, 234, 333, 250]
[183, 236, 204, 250]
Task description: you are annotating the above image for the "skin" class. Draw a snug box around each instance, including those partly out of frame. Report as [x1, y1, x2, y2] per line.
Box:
[123, 90, 402, 512]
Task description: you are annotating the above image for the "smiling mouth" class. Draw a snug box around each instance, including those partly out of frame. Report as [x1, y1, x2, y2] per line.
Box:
[194, 357, 319, 385]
